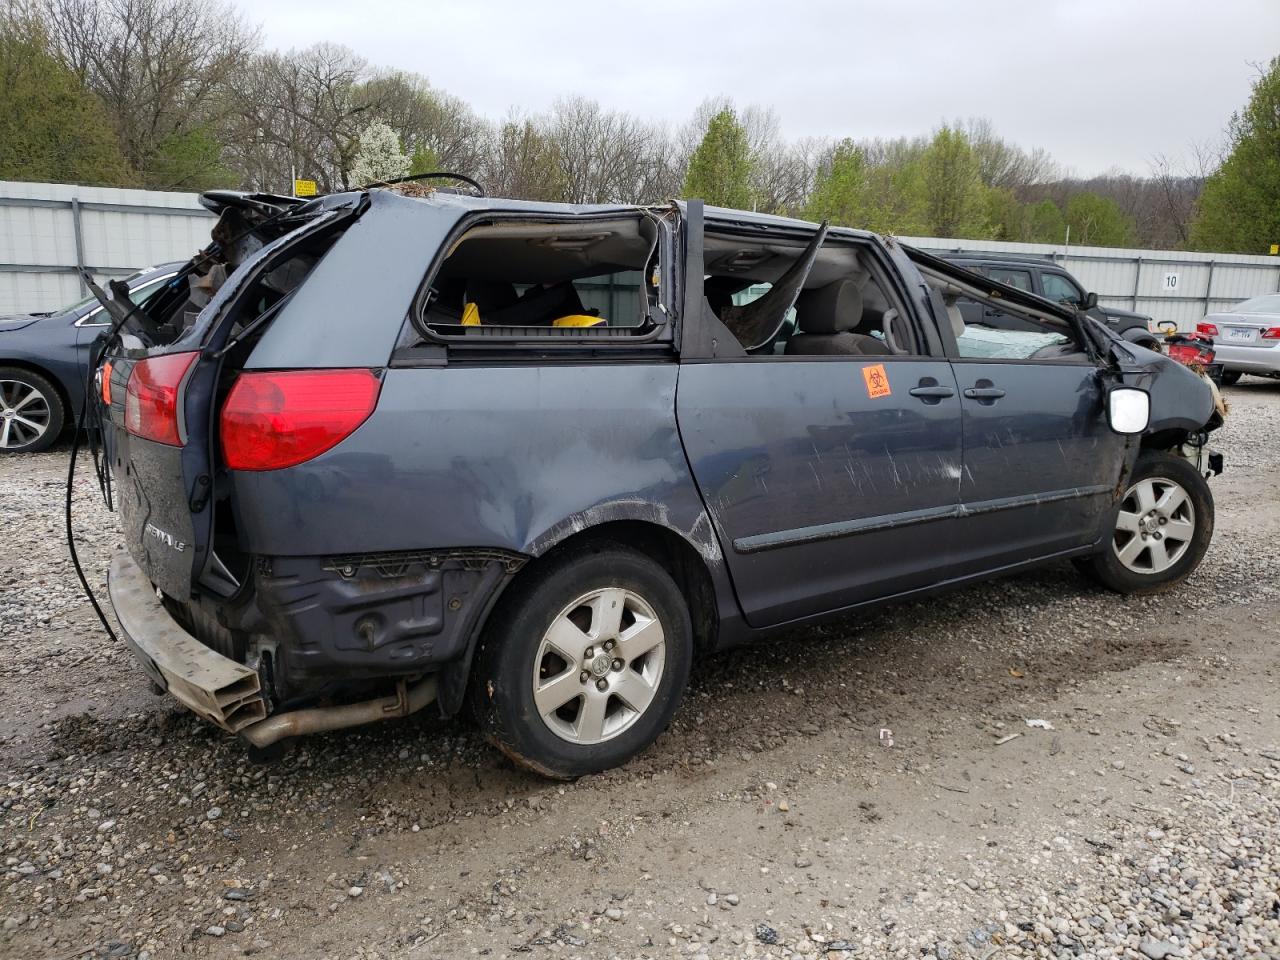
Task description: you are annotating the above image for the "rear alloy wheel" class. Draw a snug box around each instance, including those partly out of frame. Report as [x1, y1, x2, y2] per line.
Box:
[0, 368, 64, 453]
[471, 544, 692, 778]
[1077, 452, 1213, 594]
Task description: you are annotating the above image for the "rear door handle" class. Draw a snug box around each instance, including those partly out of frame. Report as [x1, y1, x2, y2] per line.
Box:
[963, 380, 1006, 404]
[909, 379, 956, 404]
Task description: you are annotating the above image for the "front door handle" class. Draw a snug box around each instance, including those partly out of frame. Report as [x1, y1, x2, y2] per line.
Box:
[963, 379, 1006, 404]
[909, 378, 956, 404]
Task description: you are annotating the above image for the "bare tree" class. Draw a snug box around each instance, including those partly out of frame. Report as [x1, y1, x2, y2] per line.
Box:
[962, 117, 1058, 190]
[546, 96, 672, 204]
[225, 44, 373, 192]
[357, 70, 489, 175]
[482, 111, 564, 201]
[41, 0, 257, 185]
[1149, 141, 1217, 247]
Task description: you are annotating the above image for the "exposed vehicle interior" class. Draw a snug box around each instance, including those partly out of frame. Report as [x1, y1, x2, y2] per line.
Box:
[418, 215, 663, 338]
[701, 228, 920, 356]
[913, 263, 1090, 362]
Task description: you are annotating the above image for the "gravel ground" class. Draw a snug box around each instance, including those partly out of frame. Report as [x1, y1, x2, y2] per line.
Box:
[1, 379, 1278, 960]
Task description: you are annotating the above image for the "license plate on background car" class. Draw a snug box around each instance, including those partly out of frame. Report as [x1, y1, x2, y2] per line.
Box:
[1227, 327, 1256, 342]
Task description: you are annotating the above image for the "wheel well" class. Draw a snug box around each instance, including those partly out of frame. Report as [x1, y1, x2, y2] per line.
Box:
[536, 521, 720, 657]
[0, 359, 72, 418]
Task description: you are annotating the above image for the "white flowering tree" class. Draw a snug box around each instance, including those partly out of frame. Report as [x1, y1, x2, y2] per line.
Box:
[349, 121, 410, 185]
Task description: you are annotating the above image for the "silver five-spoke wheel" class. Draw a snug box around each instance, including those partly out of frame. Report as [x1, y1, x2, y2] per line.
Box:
[1112, 475, 1195, 574]
[533, 587, 666, 745]
[0, 379, 53, 450]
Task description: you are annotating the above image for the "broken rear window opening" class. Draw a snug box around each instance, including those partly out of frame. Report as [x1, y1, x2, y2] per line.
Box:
[410, 214, 666, 344]
[112, 197, 359, 351]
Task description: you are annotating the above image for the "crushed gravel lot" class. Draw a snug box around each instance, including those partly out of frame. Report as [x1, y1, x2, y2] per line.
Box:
[2, 380, 1278, 960]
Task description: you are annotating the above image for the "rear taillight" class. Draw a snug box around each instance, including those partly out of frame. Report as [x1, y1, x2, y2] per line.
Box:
[100, 361, 113, 405]
[220, 369, 381, 471]
[1262, 327, 1280, 340]
[1196, 322, 1219, 337]
[125, 352, 198, 446]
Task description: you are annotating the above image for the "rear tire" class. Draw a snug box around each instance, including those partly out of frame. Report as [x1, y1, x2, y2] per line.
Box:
[1077, 451, 1213, 595]
[1220, 370, 1242, 386]
[0, 367, 64, 453]
[469, 543, 692, 779]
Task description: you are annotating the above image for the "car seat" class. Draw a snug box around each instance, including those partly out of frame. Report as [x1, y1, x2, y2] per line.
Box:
[785, 280, 891, 356]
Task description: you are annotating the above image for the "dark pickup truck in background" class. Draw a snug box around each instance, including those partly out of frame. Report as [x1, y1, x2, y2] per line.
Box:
[940, 252, 1162, 349]
[91, 189, 1224, 778]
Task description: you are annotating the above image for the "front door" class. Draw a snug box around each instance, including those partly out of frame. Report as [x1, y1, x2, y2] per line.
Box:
[677, 356, 965, 626]
[948, 354, 1124, 573]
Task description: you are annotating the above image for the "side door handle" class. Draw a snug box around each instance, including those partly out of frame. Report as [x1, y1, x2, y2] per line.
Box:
[963, 379, 1006, 404]
[908, 378, 956, 404]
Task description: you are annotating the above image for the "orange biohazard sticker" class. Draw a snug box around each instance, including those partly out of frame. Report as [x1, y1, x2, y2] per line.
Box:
[862, 363, 891, 399]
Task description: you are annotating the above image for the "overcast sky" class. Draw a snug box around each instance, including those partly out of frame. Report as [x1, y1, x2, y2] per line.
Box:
[253, 0, 1278, 177]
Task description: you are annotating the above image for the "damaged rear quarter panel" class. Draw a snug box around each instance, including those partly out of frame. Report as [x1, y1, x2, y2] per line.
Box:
[227, 361, 733, 616]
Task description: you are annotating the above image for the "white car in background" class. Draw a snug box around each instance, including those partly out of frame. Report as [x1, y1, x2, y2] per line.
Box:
[1196, 294, 1280, 385]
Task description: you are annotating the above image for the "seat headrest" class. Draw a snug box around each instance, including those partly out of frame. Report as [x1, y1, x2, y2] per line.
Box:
[943, 295, 965, 339]
[795, 280, 863, 335]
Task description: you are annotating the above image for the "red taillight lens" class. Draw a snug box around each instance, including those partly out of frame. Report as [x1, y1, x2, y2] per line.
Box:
[1195, 322, 1219, 337]
[1169, 343, 1215, 364]
[1262, 326, 1280, 340]
[220, 369, 381, 471]
[100, 361, 113, 405]
[124, 352, 198, 446]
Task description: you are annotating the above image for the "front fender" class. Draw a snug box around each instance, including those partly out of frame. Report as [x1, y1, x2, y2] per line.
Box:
[1102, 329, 1218, 435]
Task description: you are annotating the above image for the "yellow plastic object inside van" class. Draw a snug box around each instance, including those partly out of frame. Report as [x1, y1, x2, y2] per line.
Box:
[552, 314, 606, 328]
[461, 302, 480, 326]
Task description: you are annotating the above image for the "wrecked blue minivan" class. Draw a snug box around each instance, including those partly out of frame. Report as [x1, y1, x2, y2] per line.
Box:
[96, 186, 1224, 777]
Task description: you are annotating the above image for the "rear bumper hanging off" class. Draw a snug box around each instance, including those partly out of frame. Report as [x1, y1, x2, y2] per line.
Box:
[108, 552, 267, 732]
[108, 551, 442, 745]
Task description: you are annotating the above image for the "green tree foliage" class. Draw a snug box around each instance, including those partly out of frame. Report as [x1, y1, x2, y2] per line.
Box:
[918, 126, 988, 237]
[1191, 57, 1280, 253]
[983, 187, 1025, 241]
[408, 146, 440, 177]
[147, 126, 237, 191]
[804, 140, 871, 225]
[1027, 199, 1067, 243]
[0, 17, 131, 184]
[1065, 192, 1136, 247]
[682, 109, 754, 209]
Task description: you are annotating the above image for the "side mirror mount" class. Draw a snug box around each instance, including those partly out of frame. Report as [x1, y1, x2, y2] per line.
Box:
[1082, 291, 1098, 310]
[1107, 387, 1150, 435]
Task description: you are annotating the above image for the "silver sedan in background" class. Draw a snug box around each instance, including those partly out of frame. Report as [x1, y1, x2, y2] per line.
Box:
[1196, 294, 1280, 385]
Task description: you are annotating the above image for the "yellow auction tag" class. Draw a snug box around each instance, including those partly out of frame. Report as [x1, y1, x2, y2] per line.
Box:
[294, 179, 318, 197]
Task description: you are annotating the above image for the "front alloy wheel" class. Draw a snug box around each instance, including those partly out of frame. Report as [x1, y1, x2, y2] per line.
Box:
[1077, 451, 1214, 595]
[0, 368, 64, 453]
[1112, 476, 1195, 574]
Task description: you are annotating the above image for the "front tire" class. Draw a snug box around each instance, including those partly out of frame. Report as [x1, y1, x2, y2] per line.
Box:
[469, 543, 693, 778]
[0, 367, 64, 453]
[1078, 451, 1214, 595]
